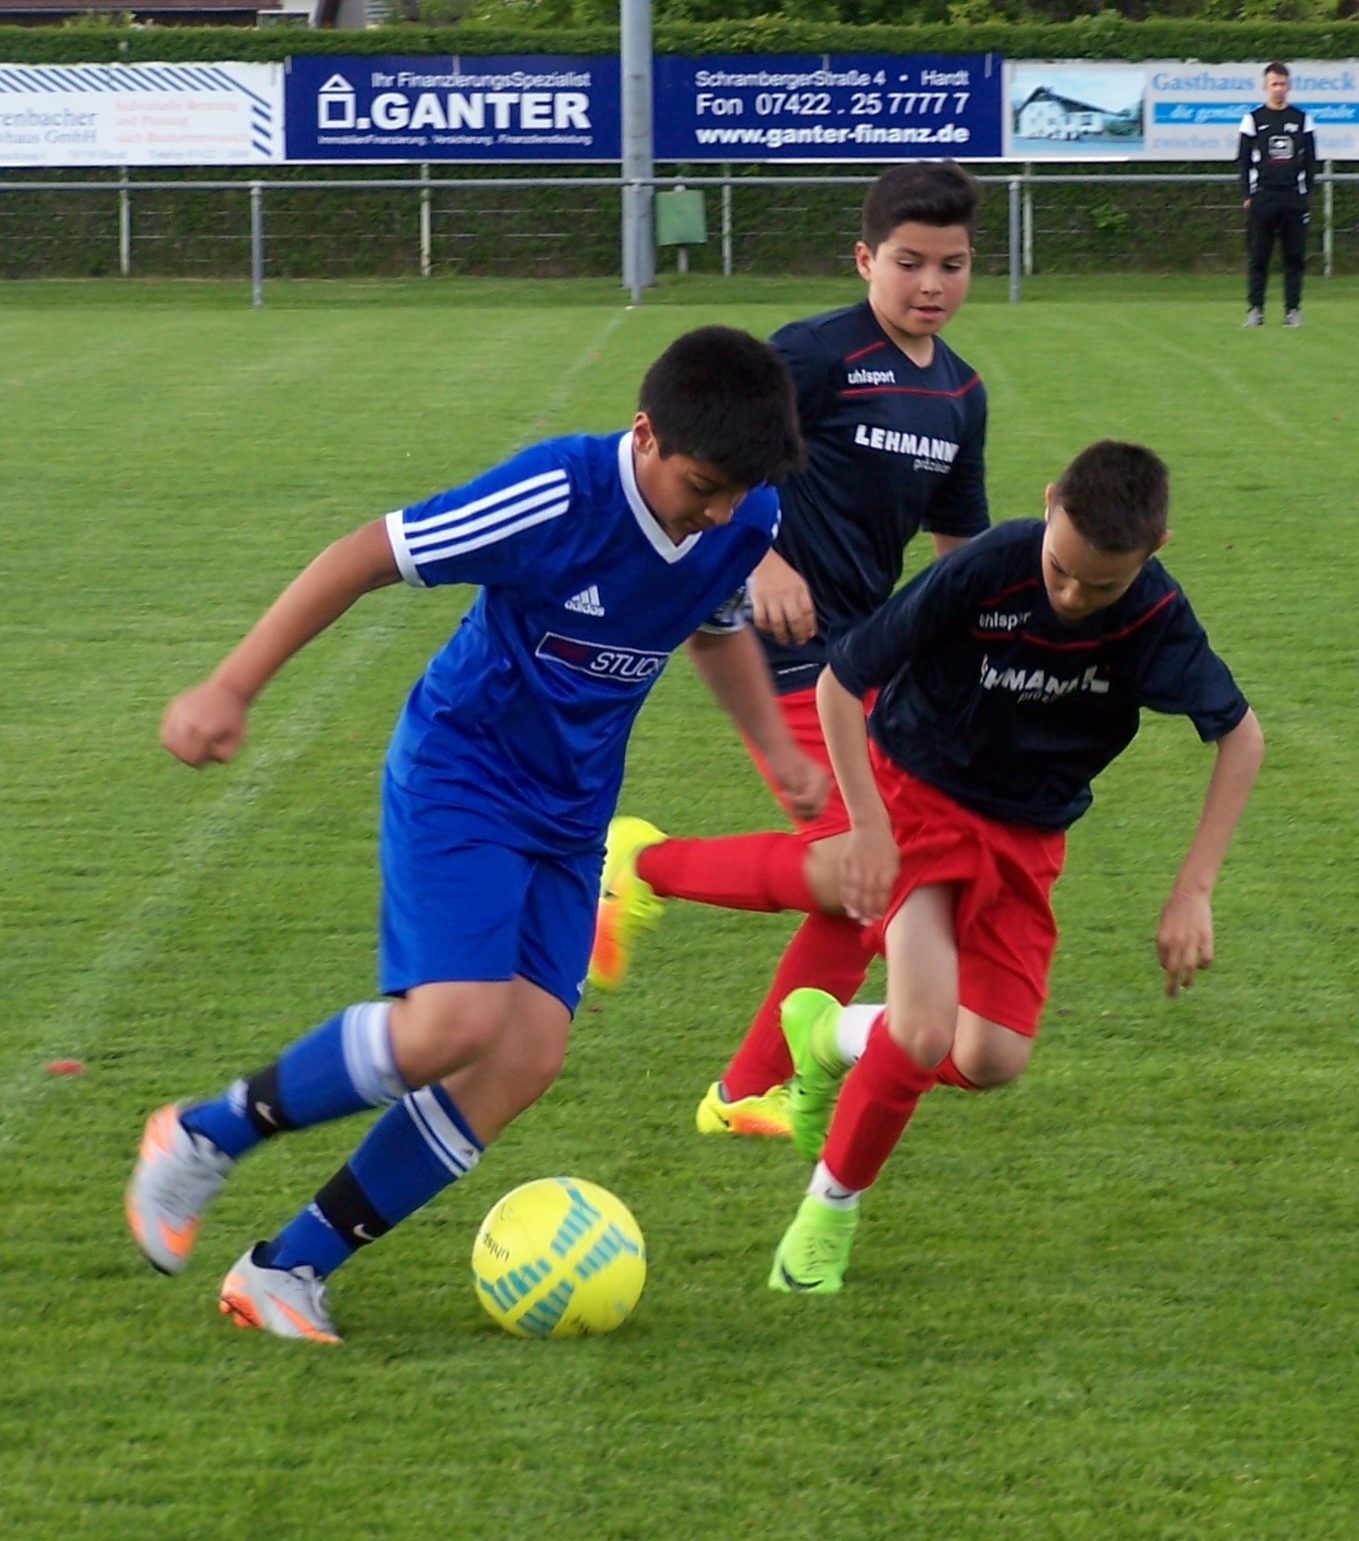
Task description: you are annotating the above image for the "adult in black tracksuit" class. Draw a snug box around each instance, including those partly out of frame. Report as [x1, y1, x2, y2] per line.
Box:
[1238, 61, 1316, 326]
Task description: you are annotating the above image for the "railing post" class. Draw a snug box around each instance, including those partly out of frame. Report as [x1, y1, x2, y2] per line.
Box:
[1022, 163, 1033, 277]
[119, 166, 131, 277]
[250, 181, 264, 309]
[1008, 175, 1021, 303]
[1323, 159, 1334, 279]
[420, 162, 432, 278]
[721, 162, 732, 278]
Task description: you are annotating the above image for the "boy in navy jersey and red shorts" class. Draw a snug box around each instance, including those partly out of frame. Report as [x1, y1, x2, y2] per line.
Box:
[123, 327, 819, 1342]
[766, 440, 1264, 1293]
[589, 163, 990, 1139]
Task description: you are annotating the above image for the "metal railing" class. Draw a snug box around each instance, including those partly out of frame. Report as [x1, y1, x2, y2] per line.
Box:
[1, 166, 1355, 305]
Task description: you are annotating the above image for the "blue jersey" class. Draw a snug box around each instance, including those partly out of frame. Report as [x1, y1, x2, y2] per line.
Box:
[384, 430, 777, 854]
[763, 300, 989, 695]
[828, 521, 1250, 832]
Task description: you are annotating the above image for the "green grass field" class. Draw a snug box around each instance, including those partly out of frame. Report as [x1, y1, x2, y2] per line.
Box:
[2, 273, 1358, 1540]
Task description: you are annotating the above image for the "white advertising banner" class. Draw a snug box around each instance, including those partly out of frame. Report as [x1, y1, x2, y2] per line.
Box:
[1146, 59, 1359, 160]
[0, 62, 284, 167]
[1007, 58, 1359, 161]
[1007, 61, 1149, 159]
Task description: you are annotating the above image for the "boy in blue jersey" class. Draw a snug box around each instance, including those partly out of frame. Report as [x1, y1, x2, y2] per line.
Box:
[765, 440, 1264, 1294]
[589, 163, 990, 1138]
[124, 326, 817, 1342]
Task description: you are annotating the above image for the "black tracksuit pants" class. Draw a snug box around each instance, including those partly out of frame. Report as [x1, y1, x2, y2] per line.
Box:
[1247, 198, 1308, 313]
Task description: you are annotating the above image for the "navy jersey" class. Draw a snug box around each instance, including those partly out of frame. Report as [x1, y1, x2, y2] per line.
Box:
[828, 521, 1249, 832]
[762, 300, 989, 694]
[384, 430, 777, 854]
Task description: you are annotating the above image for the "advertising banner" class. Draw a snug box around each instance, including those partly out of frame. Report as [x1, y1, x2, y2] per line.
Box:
[1007, 59, 1359, 160]
[0, 62, 283, 167]
[1006, 61, 1148, 159]
[1146, 60, 1359, 160]
[284, 55, 620, 162]
[653, 54, 1003, 161]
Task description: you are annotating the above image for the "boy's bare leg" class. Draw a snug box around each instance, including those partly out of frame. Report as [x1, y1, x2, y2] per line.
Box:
[772, 887, 1029, 1293]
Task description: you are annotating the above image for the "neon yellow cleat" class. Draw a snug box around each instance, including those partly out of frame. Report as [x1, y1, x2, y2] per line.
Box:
[767, 1194, 859, 1294]
[588, 816, 667, 991]
[780, 988, 849, 1162]
[694, 1081, 792, 1138]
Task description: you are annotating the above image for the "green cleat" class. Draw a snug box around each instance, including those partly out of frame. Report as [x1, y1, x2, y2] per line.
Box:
[780, 987, 849, 1162]
[588, 816, 667, 991]
[767, 1195, 859, 1294]
[694, 1080, 792, 1138]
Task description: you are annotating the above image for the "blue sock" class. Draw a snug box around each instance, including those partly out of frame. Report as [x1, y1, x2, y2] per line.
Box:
[258, 1201, 355, 1279]
[182, 1002, 407, 1160]
[264, 1085, 484, 1278]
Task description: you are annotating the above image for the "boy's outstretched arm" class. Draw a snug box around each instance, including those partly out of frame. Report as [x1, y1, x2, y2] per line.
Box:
[1157, 707, 1264, 997]
[816, 666, 899, 924]
[685, 627, 828, 820]
[162, 518, 401, 768]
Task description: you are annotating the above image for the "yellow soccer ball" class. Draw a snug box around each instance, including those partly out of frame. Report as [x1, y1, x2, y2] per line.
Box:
[471, 1176, 647, 1339]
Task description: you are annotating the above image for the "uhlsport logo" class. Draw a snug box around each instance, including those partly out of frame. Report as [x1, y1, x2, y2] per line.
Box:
[536, 632, 667, 685]
[846, 367, 897, 386]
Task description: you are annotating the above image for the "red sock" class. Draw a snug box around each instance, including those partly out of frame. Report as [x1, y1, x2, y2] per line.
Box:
[723, 912, 870, 1100]
[636, 832, 814, 913]
[934, 1053, 979, 1091]
[822, 1015, 939, 1192]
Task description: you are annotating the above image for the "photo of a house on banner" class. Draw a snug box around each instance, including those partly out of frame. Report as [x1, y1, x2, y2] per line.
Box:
[1007, 63, 1146, 157]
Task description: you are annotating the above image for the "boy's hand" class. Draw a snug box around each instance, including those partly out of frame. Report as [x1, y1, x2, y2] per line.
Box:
[749, 549, 817, 646]
[839, 820, 899, 924]
[161, 679, 249, 767]
[1156, 890, 1214, 997]
[767, 747, 830, 822]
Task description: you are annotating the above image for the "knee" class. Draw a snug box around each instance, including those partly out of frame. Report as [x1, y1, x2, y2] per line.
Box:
[389, 990, 507, 1086]
[884, 1010, 956, 1070]
[951, 1024, 1032, 1089]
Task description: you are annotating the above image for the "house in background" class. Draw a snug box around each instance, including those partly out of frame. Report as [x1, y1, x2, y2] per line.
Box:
[1015, 85, 1130, 142]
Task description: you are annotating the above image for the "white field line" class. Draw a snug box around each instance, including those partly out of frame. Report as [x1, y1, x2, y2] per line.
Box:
[0, 305, 629, 1151]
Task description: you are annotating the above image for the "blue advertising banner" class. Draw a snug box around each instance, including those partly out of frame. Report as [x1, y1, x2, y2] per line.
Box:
[654, 54, 1002, 161]
[284, 55, 620, 162]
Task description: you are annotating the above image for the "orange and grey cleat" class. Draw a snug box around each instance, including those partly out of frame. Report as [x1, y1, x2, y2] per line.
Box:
[588, 816, 668, 991]
[125, 1103, 233, 1275]
[219, 1244, 341, 1344]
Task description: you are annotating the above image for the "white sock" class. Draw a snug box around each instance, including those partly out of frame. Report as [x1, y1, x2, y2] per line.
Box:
[836, 1004, 880, 1066]
[808, 1160, 861, 1209]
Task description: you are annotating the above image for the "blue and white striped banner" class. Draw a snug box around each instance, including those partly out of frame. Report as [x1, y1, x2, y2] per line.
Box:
[0, 62, 283, 166]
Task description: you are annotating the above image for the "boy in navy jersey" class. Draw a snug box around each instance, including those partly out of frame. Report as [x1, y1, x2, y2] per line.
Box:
[124, 326, 816, 1342]
[589, 163, 990, 1140]
[766, 440, 1264, 1293]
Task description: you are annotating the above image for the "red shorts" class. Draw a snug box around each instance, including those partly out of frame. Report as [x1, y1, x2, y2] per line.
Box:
[741, 684, 872, 844]
[868, 751, 1066, 1037]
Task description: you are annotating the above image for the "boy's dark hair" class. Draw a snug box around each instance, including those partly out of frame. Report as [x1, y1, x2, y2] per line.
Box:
[1052, 441, 1170, 555]
[638, 325, 804, 487]
[1265, 61, 1290, 79]
[861, 160, 980, 247]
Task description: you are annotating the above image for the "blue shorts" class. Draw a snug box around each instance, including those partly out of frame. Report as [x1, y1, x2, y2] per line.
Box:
[378, 771, 603, 1015]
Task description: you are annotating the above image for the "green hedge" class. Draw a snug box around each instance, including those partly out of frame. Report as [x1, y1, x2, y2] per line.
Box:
[0, 17, 1356, 65]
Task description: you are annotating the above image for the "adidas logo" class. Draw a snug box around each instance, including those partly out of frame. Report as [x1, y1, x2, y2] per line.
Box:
[564, 584, 605, 617]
